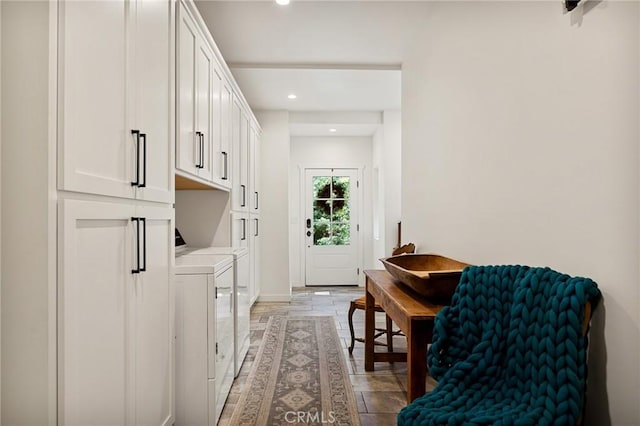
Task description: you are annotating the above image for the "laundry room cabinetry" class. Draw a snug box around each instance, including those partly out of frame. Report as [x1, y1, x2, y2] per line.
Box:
[176, 2, 232, 190]
[58, 199, 174, 426]
[249, 214, 261, 304]
[58, 0, 173, 204]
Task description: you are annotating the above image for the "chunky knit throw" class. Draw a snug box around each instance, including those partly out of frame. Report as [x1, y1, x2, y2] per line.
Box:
[398, 265, 601, 426]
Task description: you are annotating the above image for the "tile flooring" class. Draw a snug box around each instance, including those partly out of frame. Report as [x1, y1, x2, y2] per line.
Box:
[218, 286, 436, 426]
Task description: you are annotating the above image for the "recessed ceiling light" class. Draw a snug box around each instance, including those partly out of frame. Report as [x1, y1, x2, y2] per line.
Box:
[329, 128, 337, 133]
[287, 94, 297, 99]
[276, 0, 290, 4]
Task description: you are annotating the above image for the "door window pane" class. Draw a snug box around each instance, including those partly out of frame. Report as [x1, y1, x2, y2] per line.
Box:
[313, 176, 331, 199]
[312, 174, 351, 246]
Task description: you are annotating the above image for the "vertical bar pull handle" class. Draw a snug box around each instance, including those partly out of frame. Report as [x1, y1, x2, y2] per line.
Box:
[195, 132, 202, 169]
[139, 133, 147, 188]
[140, 217, 147, 272]
[254, 192, 258, 210]
[131, 130, 140, 186]
[221, 152, 228, 180]
[200, 133, 205, 169]
[131, 217, 140, 274]
[241, 185, 246, 207]
[241, 218, 246, 241]
[254, 218, 259, 237]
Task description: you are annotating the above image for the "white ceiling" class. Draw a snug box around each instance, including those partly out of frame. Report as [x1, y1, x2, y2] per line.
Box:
[195, 1, 421, 136]
[229, 66, 401, 111]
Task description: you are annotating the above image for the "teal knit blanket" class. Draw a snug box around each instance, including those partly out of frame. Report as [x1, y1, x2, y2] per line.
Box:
[398, 265, 601, 426]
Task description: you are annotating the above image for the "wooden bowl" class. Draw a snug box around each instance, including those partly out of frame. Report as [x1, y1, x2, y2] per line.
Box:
[379, 254, 470, 301]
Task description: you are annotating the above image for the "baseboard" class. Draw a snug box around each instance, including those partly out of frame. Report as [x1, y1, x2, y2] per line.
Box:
[257, 294, 292, 303]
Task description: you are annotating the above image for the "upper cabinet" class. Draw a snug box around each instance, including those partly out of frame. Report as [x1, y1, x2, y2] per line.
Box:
[177, 5, 214, 182]
[176, 2, 234, 190]
[58, 0, 173, 204]
[249, 123, 260, 213]
[231, 98, 249, 211]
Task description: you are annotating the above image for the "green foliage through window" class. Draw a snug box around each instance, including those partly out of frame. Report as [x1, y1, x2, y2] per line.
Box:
[312, 175, 350, 246]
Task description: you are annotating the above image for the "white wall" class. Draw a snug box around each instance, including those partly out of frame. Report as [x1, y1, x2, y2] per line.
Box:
[402, 3, 639, 425]
[290, 136, 373, 287]
[1, 1, 55, 423]
[382, 111, 402, 255]
[175, 190, 230, 247]
[254, 111, 291, 301]
[372, 110, 402, 262]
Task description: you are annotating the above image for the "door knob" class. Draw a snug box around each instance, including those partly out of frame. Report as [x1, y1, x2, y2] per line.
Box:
[306, 218, 311, 229]
[306, 231, 311, 237]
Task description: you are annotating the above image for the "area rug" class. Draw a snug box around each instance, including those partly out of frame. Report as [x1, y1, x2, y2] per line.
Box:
[229, 316, 361, 426]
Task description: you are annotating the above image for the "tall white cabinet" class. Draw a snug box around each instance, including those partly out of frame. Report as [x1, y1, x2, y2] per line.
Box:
[59, 200, 173, 426]
[57, 1, 176, 425]
[59, 0, 173, 204]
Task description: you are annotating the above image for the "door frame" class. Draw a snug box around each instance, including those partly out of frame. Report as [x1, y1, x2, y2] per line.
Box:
[298, 164, 365, 287]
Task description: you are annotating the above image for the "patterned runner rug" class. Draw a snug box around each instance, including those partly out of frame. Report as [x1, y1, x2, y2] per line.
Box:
[229, 316, 361, 426]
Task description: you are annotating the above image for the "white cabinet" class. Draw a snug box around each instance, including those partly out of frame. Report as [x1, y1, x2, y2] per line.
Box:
[210, 66, 232, 189]
[231, 211, 249, 249]
[249, 123, 261, 213]
[177, 4, 214, 182]
[231, 98, 249, 211]
[175, 259, 234, 426]
[59, 199, 173, 426]
[249, 214, 261, 304]
[59, 0, 172, 203]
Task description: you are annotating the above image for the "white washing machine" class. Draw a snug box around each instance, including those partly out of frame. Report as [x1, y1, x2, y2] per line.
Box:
[178, 246, 250, 377]
[174, 250, 235, 426]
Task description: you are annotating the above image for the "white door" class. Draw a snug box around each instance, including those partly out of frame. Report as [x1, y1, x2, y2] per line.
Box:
[177, 5, 198, 176]
[59, 0, 134, 199]
[304, 169, 359, 286]
[196, 41, 214, 181]
[249, 214, 260, 303]
[132, 205, 173, 426]
[59, 199, 134, 426]
[133, 0, 172, 203]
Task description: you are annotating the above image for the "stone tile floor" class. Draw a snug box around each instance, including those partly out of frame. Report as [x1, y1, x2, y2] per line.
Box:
[218, 286, 436, 426]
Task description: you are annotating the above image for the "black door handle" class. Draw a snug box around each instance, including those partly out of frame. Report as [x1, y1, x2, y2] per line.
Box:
[306, 231, 311, 237]
[255, 192, 258, 210]
[131, 130, 140, 186]
[255, 218, 259, 237]
[200, 133, 205, 169]
[241, 218, 246, 241]
[195, 132, 202, 169]
[131, 217, 141, 274]
[221, 151, 228, 180]
[306, 218, 311, 229]
[140, 217, 147, 272]
[139, 133, 147, 188]
[241, 185, 246, 207]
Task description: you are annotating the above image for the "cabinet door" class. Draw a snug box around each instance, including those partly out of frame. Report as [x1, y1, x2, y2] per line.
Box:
[177, 5, 198, 176]
[59, 199, 135, 426]
[230, 98, 246, 211]
[220, 81, 233, 188]
[249, 215, 261, 304]
[210, 66, 231, 189]
[133, 204, 173, 426]
[231, 211, 249, 249]
[133, 0, 173, 203]
[59, 0, 135, 199]
[196, 41, 214, 182]
[249, 124, 260, 213]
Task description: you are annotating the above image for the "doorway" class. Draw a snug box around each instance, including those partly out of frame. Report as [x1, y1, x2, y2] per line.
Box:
[304, 168, 359, 286]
